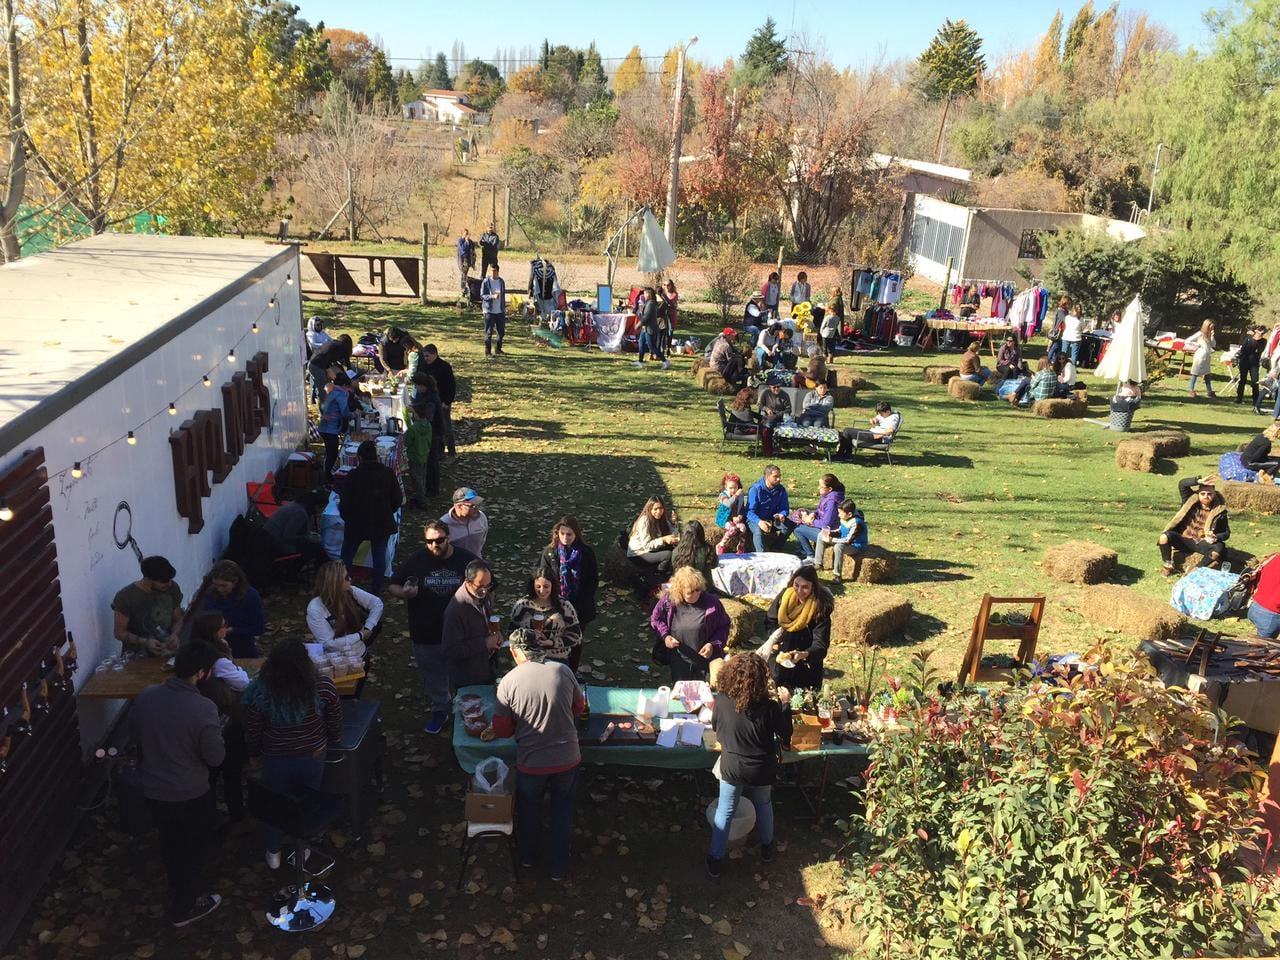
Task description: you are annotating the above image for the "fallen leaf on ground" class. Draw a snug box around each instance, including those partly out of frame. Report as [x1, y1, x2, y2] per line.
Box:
[712, 919, 733, 935]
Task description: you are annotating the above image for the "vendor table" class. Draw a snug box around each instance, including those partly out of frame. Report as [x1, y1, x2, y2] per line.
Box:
[711, 553, 802, 598]
[451, 684, 867, 775]
[772, 423, 840, 460]
[320, 490, 399, 578]
[593, 313, 637, 353]
[922, 318, 1012, 356]
[79, 654, 364, 699]
[1141, 638, 1280, 734]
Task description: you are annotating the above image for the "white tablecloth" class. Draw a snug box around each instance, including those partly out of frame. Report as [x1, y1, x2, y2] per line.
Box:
[319, 491, 399, 577]
[712, 553, 802, 598]
[594, 313, 635, 353]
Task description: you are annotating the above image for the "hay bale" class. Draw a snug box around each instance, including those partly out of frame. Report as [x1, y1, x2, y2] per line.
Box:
[599, 541, 641, 588]
[833, 385, 858, 406]
[836, 545, 898, 583]
[948, 377, 983, 401]
[1179, 546, 1254, 574]
[834, 368, 871, 391]
[830, 590, 913, 646]
[1220, 479, 1280, 516]
[691, 357, 708, 377]
[1115, 439, 1159, 473]
[1142, 430, 1190, 458]
[923, 365, 960, 385]
[690, 516, 726, 550]
[1032, 397, 1088, 418]
[720, 596, 762, 648]
[1080, 585, 1184, 642]
[703, 373, 736, 396]
[1042, 540, 1118, 584]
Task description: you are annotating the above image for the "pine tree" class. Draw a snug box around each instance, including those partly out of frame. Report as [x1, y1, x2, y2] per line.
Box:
[368, 47, 395, 105]
[916, 18, 986, 160]
[741, 17, 787, 79]
[1063, 2, 1096, 69]
[428, 52, 451, 89]
[397, 68, 419, 104]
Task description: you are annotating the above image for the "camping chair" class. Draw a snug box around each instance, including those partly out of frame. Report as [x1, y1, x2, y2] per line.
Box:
[717, 399, 759, 456]
[852, 414, 902, 465]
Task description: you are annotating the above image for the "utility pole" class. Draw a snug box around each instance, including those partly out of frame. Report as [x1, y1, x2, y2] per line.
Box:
[663, 36, 697, 246]
[1145, 143, 1165, 220]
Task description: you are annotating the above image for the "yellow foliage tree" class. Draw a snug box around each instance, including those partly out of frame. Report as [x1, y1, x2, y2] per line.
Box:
[21, 0, 301, 235]
[612, 45, 645, 97]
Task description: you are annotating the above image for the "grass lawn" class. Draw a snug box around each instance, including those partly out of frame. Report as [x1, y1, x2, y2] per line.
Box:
[16, 298, 1271, 960]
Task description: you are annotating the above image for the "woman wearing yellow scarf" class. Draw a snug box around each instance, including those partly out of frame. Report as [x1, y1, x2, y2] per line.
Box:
[764, 566, 834, 690]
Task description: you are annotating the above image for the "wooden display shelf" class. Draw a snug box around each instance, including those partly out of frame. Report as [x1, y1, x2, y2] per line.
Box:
[978, 624, 1038, 642]
[957, 594, 1046, 685]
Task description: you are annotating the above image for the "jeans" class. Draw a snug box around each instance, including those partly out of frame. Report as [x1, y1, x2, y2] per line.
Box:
[1248, 601, 1280, 639]
[1046, 339, 1061, 364]
[1188, 373, 1215, 394]
[516, 766, 578, 876]
[412, 642, 453, 713]
[321, 432, 340, 477]
[484, 313, 506, 354]
[791, 524, 822, 558]
[261, 754, 325, 855]
[1065, 340, 1080, 365]
[638, 330, 664, 362]
[814, 536, 847, 574]
[407, 460, 429, 505]
[342, 532, 389, 593]
[308, 362, 328, 404]
[148, 790, 215, 918]
[1158, 531, 1224, 566]
[961, 369, 990, 385]
[709, 780, 773, 859]
[796, 411, 829, 428]
[747, 517, 787, 553]
[1238, 363, 1260, 406]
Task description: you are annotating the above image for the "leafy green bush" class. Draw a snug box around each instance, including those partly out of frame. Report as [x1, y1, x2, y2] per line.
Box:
[839, 648, 1279, 959]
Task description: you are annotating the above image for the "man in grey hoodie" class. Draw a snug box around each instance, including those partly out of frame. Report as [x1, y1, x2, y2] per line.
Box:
[131, 640, 226, 927]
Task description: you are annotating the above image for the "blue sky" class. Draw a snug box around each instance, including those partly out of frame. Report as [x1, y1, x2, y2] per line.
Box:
[294, 0, 1219, 71]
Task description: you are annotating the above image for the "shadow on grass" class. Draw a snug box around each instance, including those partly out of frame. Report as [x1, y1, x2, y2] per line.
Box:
[1111, 561, 1147, 586]
[897, 553, 974, 583]
[907, 452, 975, 469]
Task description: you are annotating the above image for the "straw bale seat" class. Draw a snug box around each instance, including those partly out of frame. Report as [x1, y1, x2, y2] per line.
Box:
[830, 590, 913, 645]
[948, 378, 983, 401]
[1080, 585, 1184, 641]
[1042, 540, 1117, 584]
[923, 366, 960, 385]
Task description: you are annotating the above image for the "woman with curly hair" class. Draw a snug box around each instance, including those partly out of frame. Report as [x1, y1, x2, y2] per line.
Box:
[508, 564, 583, 668]
[242, 638, 343, 869]
[649, 567, 728, 682]
[706, 653, 792, 878]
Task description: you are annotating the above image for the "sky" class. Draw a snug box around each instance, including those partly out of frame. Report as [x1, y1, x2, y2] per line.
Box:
[294, 0, 1219, 72]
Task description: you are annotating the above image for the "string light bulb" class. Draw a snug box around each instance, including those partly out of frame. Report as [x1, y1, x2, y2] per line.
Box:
[168, 402, 177, 416]
[202, 374, 211, 387]
[286, 273, 293, 286]
[0, 498, 11, 522]
[251, 321, 259, 333]
[127, 431, 137, 445]
[268, 296, 276, 308]
[227, 348, 235, 362]
[71, 462, 83, 479]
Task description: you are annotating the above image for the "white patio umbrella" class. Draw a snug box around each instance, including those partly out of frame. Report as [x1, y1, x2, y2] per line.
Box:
[1094, 295, 1147, 385]
[637, 208, 677, 273]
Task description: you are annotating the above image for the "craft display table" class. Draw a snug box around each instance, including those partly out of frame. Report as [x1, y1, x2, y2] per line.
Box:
[1141, 637, 1280, 735]
[451, 685, 867, 775]
[922, 318, 1013, 356]
[79, 654, 364, 699]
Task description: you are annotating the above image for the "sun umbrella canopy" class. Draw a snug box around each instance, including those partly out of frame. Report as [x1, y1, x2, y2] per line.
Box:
[1094, 296, 1147, 384]
[637, 208, 676, 273]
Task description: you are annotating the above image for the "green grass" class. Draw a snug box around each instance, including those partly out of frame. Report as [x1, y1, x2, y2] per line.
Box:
[315, 298, 1272, 686]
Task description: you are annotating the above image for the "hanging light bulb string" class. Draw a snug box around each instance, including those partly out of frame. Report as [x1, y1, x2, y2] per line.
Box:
[34, 274, 292, 488]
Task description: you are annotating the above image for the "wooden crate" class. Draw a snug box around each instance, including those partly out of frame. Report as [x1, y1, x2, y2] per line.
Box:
[790, 713, 822, 751]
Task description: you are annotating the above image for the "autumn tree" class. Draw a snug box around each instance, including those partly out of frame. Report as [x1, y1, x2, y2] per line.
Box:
[1032, 10, 1064, 92]
[613, 46, 645, 97]
[916, 18, 985, 159]
[683, 66, 764, 229]
[1, 0, 25, 260]
[323, 27, 374, 96]
[21, 0, 301, 236]
[458, 59, 504, 111]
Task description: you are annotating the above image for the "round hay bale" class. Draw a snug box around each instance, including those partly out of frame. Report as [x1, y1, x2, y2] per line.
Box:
[839, 545, 898, 583]
[599, 541, 641, 588]
[1140, 429, 1190, 458]
[833, 385, 858, 406]
[720, 596, 763, 648]
[1042, 540, 1118, 584]
[923, 365, 961, 385]
[1032, 397, 1088, 419]
[947, 378, 983, 401]
[705, 373, 736, 396]
[1179, 546, 1254, 574]
[829, 590, 913, 646]
[1080, 585, 1184, 642]
[1115, 439, 1158, 473]
[1220, 479, 1280, 516]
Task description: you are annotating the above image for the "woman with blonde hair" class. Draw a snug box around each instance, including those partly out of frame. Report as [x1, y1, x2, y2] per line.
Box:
[706, 652, 791, 878]
[648, 567, 729, 682]
[1185, 319, 1217, 398]
[305, 559, 384, 652]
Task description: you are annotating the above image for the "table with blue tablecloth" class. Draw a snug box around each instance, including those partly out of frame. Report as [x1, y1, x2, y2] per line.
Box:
[451, 684, 868, 774]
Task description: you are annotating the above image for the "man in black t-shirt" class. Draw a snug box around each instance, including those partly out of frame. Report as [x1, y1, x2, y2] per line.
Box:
[388, 520, 477, 734]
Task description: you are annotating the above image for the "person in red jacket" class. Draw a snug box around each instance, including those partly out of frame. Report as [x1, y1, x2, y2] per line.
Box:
[1247, 554, 1280, 637]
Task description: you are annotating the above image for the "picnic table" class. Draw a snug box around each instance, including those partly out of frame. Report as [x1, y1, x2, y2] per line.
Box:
[451, 684, 867, 775]
[79, 653, 363, 699]
[921, 317, 1012, 356]
[711, 553, 803, 598]
[771, 423, 840, 460]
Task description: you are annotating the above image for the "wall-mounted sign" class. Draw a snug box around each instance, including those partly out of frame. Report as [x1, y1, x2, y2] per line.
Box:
[170, 351, 270, 534]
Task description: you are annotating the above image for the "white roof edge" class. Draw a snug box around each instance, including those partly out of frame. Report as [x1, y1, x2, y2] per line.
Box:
[871, 153, 972, 182]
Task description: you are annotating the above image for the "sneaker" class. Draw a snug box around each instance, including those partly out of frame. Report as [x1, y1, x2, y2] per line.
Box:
[172, 894, 222, 927]
[800, 556, 815, 566]
[1160, 563, 1175, 578]
[661, 359, 671, 370]
[706, 855, 722, 879]
[424, 710, 450, 735]
[632, 361, 644, 368]
[265, 850, 281, 870]
[761, 843, 775, 863]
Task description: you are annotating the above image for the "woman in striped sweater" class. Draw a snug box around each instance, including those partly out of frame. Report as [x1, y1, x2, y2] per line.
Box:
[242, 638, 343, 869]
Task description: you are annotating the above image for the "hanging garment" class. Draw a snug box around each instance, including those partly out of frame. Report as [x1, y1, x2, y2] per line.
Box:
[528, 258, 558, 299]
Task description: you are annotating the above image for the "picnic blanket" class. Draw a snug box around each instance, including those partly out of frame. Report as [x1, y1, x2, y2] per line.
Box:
[1170, 567, 1240, 620]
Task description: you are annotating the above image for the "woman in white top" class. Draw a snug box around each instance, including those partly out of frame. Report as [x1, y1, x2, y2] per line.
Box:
[1184, 319, 1217, 398]
[788, 272, 811, 309]
[626, 497, 679, 595]
[1061, 305, 1084, 366]
[306, 559, 383, 652]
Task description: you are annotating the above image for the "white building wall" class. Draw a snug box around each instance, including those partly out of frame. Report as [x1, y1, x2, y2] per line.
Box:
[905, 195, 972, 284]
[0, 254, 305, 750]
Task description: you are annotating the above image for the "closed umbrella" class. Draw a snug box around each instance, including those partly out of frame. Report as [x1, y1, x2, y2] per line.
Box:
[1094, 296, 1147, 385]
[637, 208, 676, 273]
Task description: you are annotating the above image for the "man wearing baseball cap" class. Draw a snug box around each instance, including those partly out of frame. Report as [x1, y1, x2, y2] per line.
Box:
[441, 487, 489, 557]
[709, 327, 747, 389]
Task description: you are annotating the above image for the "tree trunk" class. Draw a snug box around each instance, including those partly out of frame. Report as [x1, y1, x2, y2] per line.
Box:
[76, 1, 103, 232]
[933, 95, 953, 165]
[0, 0, 25, 262]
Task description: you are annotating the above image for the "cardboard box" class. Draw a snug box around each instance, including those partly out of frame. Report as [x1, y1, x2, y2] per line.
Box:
[464, 790, 514, 824]
[790, 713, 822, 752]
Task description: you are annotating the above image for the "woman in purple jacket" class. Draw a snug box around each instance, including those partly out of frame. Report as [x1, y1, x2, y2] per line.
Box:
[786, 473, 845, 560]
[649, 567, 728, 682]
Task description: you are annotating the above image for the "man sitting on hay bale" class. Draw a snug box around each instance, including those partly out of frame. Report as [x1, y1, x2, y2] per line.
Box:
[708, 327, 747, 389]
[1158, 477, 1229, 576]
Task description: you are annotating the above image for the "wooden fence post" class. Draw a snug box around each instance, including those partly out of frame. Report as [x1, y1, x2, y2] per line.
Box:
[421, 223, 429, 306]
